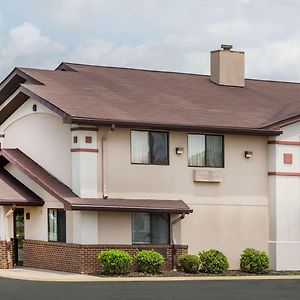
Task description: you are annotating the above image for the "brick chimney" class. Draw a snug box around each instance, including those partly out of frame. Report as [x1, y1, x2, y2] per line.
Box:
[210, 44, 245, 87]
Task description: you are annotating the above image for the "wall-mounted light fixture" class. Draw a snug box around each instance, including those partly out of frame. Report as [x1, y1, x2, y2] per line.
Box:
[32, 104, 37, 112]
[244, 151, 253, 158]
[26, 212, 31, 220]
[176, 147, 184, 155]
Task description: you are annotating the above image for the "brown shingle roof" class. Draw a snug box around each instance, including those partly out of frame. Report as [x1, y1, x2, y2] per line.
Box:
[0, 149, 192, 213]
[0, 169, 43, 206]
[14, 62, 300, 134]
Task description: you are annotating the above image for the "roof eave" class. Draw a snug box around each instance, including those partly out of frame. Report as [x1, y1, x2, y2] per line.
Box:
[70, 116, 282, 136]
[70, 204, 193, 214]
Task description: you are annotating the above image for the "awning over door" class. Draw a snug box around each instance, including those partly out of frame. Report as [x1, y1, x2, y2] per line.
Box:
[68, 198, 193, 213]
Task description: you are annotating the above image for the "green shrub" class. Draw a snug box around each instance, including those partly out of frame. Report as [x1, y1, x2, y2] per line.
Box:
[97, 250, 133, 275]
[240, 248, 269, 274]
[136, 250, 165, 274]
[178, 254, 200, 274]
[198, 249, 229, 274]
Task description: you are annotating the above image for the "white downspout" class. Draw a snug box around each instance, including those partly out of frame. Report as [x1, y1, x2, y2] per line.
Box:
[102, 124, 115, 199]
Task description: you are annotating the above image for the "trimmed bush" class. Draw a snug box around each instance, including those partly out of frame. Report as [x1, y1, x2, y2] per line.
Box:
[178, 254, 200, 274]
[198, 249, 229, 274]
[240, 248, 269, 274]
[97, 250, 133, 275]
[136, 250, 165, 274]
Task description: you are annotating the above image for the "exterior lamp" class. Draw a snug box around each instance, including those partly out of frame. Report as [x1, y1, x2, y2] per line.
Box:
[176, 147, 184, 155]
[244, 151, 253, 158]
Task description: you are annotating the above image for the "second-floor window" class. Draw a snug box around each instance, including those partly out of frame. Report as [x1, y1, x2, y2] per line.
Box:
[131, 130, 169, 165]
[188, 134, 224, 167]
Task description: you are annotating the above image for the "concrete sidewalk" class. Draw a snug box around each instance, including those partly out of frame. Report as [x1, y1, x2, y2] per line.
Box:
[1, 267, 300, 282]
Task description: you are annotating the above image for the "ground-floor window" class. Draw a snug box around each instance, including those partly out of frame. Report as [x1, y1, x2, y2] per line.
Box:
[132, 212, 170, 244]
[48, 209, 66, 242]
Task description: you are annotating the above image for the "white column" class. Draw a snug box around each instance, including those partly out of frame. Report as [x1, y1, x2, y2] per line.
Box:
[0, 207, 6, 240]
[71, 126, 99, 198]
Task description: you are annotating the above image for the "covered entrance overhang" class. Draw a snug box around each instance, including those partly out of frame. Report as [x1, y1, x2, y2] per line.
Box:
[0, 168, 43, 268]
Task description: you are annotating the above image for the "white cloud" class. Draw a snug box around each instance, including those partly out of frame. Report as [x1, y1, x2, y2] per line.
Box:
[2, 1, 300, 82]
[0, 22, 65, 76]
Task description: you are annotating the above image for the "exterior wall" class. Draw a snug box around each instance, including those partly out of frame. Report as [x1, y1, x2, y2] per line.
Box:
[99, 128, 269, 269]
[98, 212, 132, 244]
[4, 165, 64, 242]
[0, 98, 72, 186]
[0, 98, 270, 271]
[268, 122, 300, 270]
[23, 239, 188, 274]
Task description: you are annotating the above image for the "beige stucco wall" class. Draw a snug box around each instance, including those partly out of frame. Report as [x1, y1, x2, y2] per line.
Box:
[98, 212, 132, 244]
[103, 129, 268, 201]
[100, 128, 269, 269]
[1, 98, 72, 186]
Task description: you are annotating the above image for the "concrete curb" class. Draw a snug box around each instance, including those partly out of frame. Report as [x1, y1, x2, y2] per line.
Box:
[1, 273, 300, 282]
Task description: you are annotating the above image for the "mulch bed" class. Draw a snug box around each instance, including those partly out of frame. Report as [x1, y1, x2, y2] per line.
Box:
[93, 270, 300, 278]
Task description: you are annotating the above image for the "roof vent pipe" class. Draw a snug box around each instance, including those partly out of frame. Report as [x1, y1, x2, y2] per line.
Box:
[221, 44, 232, 51]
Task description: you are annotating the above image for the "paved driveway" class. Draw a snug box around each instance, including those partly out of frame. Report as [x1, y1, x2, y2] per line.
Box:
[0, 277, 300, 300]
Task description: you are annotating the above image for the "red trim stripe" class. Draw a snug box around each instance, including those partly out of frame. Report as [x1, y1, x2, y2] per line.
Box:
[71, 127, 98, 132]
[268, 171, 300, 176]
[268, 140, 300, 146]
[71, 148, 98, 153]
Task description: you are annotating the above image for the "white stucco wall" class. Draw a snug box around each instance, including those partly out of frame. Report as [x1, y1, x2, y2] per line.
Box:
[5, 164, 64, 241]
[1, 98, 72, 186]
[269, 121, 300, 270]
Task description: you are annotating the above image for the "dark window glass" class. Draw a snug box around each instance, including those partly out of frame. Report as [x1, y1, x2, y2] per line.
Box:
[150, 132, 168, 165]
[132, 212, 150, 244]
[188, 134, 224, 167]
[132, 212, 170, 244]
[131, 130, 168, 165]
[206, 135, 224, 167]
[48, 209, 66, 242]
[150, 213, 170, 244]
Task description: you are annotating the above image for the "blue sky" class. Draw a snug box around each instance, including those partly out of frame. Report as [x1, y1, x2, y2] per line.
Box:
[1, 0, 300, 81]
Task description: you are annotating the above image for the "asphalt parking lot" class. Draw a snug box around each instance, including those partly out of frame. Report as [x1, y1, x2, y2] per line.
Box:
[0, 277, 300, 300]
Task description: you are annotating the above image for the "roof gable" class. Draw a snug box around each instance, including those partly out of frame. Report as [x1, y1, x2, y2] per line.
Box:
[0, 168, 43, 206]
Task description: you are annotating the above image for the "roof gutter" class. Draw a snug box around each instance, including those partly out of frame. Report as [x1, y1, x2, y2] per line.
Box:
[70, 117, 282, 136]
[70, 204, 193, 214]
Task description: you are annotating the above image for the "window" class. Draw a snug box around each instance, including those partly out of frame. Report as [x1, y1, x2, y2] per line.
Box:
[48, 209, 66, 242]
[132, 212, 170, 244]
[131, 130, 169, 165]
[188, 134, 224, 167]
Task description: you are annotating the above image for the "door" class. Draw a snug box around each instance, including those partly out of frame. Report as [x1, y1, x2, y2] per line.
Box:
[13, 208, 24, 266]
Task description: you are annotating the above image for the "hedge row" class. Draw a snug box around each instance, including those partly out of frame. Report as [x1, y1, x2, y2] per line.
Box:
[98, 247, 270, 275]
[178, 248, 269, 274]
[97, 249, 165, 275]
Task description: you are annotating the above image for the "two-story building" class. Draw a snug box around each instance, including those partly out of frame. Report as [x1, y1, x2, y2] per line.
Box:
[0, 45, 299, 273]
